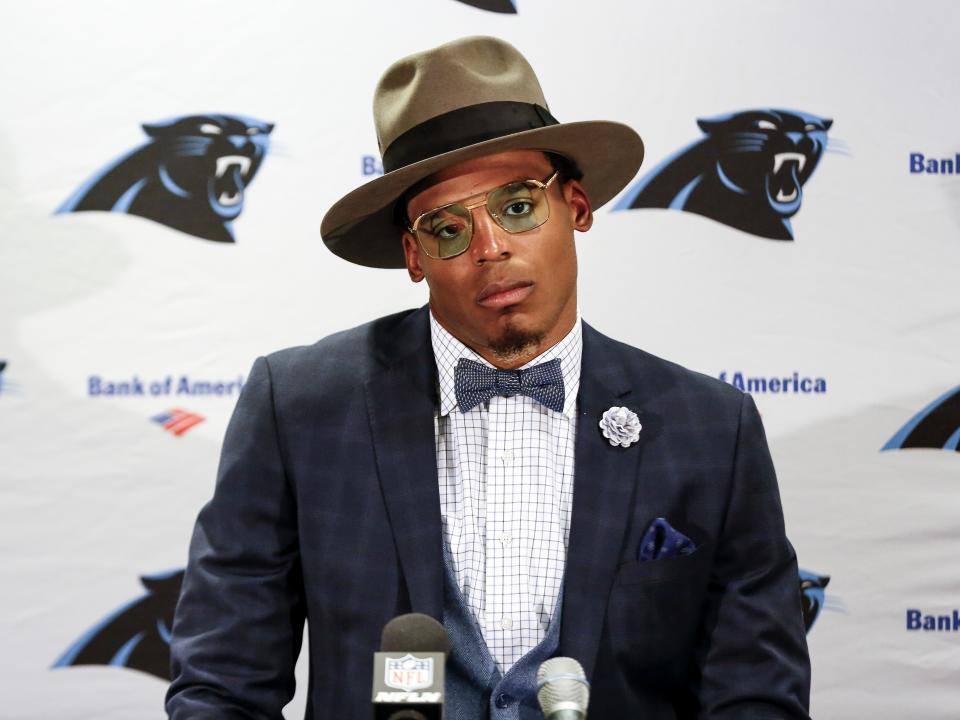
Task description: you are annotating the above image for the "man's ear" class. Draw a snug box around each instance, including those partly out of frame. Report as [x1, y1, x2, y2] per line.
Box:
[563, 179, 593, 232]
[402, 232, 425, 282]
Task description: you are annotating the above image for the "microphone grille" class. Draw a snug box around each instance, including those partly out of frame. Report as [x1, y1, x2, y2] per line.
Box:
[380, 613, 449, 653]
[537, 656, 589, 716]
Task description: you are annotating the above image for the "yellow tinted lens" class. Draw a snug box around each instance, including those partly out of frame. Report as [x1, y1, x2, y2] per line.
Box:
[416, 204, 473, 259]
[488, 181, 549, 232]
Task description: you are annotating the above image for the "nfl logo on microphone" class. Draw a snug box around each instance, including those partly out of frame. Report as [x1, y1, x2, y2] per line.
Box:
[385, 654, 434, 691]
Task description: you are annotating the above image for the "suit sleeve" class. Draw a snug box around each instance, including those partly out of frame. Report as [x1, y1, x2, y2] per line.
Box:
[166, 356, 305, 719]
[693, 392, 811, 719]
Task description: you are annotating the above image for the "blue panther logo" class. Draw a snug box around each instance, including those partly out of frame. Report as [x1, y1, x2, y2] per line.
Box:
[799, 569, 832, 632]
[0, 360, 19, 396]
[453, 0, 517, 11]
[53, 569, 184, 679]
[883, 385, 960, 452]
[615, 109, 834, 240]
[57, 114, 272, 242]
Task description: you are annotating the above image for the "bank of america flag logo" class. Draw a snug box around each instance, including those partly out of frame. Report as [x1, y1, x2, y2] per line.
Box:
[151, 408, 205, 436]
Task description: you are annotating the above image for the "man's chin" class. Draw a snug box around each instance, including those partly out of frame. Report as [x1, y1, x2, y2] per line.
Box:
[487, 318, 545, 363]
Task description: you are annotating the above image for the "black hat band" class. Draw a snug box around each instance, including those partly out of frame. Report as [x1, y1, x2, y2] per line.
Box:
[381, 101, 559, 174]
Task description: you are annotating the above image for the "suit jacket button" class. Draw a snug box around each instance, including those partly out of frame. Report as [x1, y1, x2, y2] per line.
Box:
[495, 692, 513, 708]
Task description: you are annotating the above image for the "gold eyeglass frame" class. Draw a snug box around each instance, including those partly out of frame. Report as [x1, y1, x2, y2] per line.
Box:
[407, 170, 560, 259]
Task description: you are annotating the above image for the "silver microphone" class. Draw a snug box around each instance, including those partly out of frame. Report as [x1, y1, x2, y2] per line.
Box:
[536, 656, 589, 719]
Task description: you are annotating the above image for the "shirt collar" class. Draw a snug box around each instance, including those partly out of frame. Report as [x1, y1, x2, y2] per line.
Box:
[430, 309, 583, 418]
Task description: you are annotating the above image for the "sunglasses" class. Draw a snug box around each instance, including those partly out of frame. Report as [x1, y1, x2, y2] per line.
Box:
[408, 171, 560, 259]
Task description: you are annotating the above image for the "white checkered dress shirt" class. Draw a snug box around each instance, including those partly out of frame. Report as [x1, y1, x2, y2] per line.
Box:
[430, 311, 581, 673]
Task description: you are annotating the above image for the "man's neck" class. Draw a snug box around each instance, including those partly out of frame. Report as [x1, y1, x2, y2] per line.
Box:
[429, 307, 579, 370]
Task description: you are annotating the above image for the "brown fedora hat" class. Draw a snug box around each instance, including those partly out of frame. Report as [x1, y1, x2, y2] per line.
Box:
[320, 35, 644, 269]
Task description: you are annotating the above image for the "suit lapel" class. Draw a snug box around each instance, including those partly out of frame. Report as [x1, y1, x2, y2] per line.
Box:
[364, 307, 444, 621]
[560, 322, 643, 679]
[363, 311, 645, 653]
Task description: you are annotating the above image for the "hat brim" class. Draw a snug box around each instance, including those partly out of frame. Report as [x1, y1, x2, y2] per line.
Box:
[320, 120, 644, 269]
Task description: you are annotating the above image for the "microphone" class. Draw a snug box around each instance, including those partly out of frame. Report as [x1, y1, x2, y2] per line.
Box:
[372, 613, 447, 720]
[537, 657, 590, 720]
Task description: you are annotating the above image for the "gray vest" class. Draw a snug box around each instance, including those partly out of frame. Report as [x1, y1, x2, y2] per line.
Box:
[442, 547, 563, 720]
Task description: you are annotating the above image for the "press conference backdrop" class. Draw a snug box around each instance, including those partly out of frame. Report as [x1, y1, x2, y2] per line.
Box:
[1, 0, 958, 717]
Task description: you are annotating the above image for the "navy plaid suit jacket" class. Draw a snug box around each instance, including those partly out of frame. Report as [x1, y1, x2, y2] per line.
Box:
[166, 305, 810, 719]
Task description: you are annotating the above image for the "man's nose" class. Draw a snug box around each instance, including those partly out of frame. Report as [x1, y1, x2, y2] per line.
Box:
[468, 208, 511, 263]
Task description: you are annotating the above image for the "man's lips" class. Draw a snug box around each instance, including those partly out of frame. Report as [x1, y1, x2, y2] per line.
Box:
[477, 280, 534, 308]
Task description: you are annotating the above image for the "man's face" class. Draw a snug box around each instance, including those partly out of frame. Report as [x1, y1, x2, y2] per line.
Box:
[402, 150, 593, 368]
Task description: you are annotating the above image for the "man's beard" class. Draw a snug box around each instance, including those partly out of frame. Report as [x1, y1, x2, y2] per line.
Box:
[488, 322, 546, 364]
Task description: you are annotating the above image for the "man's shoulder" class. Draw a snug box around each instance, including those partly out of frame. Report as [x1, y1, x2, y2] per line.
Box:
[260, 307, 423, 387]
[585, 322, 744, 413]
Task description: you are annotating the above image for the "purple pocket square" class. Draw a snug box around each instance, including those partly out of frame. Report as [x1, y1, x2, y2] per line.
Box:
[638, 518, 697, 561]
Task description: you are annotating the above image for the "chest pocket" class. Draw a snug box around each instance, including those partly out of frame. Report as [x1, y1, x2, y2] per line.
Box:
[605, 541, 713, 678]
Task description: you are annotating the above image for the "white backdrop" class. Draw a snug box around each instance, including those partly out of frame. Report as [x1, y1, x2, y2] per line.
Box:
[2, 1, 959, 717]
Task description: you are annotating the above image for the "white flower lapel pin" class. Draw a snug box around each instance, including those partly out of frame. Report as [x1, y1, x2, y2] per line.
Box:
[599, 406, 641, 448]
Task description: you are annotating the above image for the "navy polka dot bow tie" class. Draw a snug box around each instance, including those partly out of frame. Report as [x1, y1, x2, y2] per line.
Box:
[453, 357, 565, 413]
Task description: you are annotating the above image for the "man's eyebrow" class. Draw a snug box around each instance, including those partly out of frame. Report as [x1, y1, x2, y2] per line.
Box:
[420, 175, 538, 207]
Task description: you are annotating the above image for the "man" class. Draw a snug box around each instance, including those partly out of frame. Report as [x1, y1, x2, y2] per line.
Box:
[167, 36, 810, 719]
